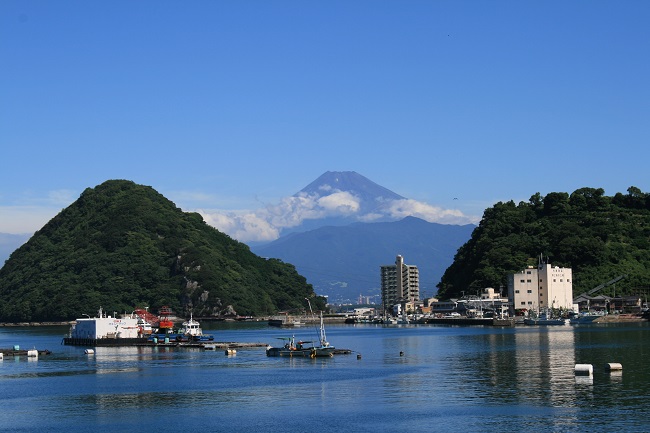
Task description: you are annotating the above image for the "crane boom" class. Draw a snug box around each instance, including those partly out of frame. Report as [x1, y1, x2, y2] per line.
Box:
[587, 275, 626, 295]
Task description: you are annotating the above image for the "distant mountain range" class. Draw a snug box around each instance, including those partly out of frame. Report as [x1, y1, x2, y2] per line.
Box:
[252, 216, 474, 303]
[250, 171, 476, 302]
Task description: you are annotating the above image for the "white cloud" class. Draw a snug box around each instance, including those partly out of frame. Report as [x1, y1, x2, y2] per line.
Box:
[197, 191, 479, 243]
[198, 210, 280, 242]
[317, 191, 360, 214]
[385, 199, 479, 225]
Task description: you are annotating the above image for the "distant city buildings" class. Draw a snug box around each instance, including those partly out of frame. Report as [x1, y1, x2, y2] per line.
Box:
[380, 255, 420, 315]
[508, 260, 573, 313]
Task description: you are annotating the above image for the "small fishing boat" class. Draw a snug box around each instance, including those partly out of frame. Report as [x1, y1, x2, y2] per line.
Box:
[266, 305, 335, 358]
[524, 310, 568, 326]
[569, 310, 606, 324]
[265, 335, 335, 358]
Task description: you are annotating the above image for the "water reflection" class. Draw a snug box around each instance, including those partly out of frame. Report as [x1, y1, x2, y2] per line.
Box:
[513, 328, 577, 406]
[1, 323, 649, 433]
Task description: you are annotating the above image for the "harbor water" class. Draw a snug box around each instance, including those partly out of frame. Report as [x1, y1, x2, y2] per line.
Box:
[1, 321, 649, 432]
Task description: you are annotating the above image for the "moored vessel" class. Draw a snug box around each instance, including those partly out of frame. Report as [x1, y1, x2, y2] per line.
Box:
[523, 310, 569, 326]
[266, 302, 336, 358]
[63, 307, 148, 346]
[265, 335, 335, 358]
[569, 310, 606, 324]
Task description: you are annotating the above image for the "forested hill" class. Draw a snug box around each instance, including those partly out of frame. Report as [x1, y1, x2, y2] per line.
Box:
[437, 187, 650, 299]
[0, 180, 323, 322]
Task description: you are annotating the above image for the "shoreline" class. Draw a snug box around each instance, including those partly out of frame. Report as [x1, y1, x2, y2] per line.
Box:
[0, 314, 646, 327]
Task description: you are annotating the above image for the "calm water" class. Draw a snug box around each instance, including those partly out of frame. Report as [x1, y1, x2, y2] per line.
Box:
[0, 322, 648, 433]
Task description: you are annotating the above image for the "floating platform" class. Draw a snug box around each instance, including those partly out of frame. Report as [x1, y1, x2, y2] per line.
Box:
[0, 348, 52, 358]
[62, 337, 267, 349]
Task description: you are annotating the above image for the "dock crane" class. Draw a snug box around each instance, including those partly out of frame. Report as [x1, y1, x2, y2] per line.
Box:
[576, 275, 626, 313]
[587, 275, 626, 296]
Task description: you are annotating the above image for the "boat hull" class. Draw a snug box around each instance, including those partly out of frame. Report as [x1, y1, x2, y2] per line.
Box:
[266, 347, 335, 358]
[569, 315, 603, 324]
[523, 318, 568, 326]
[63, 337, 150, 346]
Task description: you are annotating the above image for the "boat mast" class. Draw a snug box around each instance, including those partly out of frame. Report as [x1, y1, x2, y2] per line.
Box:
[305, 297, 328, 347]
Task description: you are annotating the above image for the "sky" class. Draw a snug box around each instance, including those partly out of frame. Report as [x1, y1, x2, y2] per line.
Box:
[1, 1, 649, 243]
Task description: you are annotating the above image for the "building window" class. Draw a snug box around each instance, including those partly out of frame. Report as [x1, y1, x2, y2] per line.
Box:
[521, 302, 526, 305]
[515, 290, 520, 294]
[520, 279, 525, 283]
[527, 301, 533, 305]
[527, 279, 532, 283]
[527, 290, 532, 293]
[553, 279, 556, 282]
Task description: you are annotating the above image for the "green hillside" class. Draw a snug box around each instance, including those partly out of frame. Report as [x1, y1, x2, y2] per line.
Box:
[437, 187, 650, 299]
[0, 180, 324, 322]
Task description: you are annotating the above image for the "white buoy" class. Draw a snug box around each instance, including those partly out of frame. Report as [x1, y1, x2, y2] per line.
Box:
[574, 364, 593, 376]
[605, 362, 622, 371]
[225, 349, 236, 356]
[84, 349, 95, 355]
[0, 353, 3, 361]
[27, 350, 38, 358]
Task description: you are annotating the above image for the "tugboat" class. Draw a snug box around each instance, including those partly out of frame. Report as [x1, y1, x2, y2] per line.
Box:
[148, 306, 184, 342]
[157, 306, 176, 333]
[181, 313, 214, 342]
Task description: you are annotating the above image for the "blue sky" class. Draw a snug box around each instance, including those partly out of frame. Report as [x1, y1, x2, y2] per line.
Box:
[1, 1, 649, 241]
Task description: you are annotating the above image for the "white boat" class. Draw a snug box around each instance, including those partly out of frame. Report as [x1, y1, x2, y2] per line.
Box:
[396, 313, 410, 324]
[569, 310, 606, 324]
[181, 314, 214, 341]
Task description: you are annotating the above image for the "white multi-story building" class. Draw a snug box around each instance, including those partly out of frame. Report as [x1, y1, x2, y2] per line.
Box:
[508, 261, 573, 313]
[380, 255, 419, 314]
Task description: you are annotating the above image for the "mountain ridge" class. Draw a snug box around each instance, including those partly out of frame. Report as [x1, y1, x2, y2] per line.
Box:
[252, 216, 475, 302]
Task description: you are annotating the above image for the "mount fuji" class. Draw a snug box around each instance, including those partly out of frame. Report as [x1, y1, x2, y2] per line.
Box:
[250, 171, 476, 302]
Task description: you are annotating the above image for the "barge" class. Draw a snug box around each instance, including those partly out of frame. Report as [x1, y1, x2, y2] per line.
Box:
[62, 307, 263, 349]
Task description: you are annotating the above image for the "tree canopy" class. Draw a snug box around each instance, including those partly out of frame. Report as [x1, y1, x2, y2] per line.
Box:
[0, 180, 325, 322]
[437, 187, 650, 299]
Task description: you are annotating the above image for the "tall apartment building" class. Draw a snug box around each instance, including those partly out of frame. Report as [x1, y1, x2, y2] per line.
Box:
[508, 260, 573, 313]
[380, 255, 420, 314]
